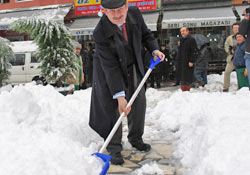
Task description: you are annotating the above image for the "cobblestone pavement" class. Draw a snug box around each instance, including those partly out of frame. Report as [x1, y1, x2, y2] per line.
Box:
[107, 83, 181, 175]
[107, 121, 181, 175]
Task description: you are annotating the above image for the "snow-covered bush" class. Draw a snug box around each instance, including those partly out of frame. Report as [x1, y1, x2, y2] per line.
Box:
[0, 37, 13, 87]
[11, 19, 77, 86]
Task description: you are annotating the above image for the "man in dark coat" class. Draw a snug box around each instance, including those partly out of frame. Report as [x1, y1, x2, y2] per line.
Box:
[176, 27, 198, 91]
[89, 0, 165, 165]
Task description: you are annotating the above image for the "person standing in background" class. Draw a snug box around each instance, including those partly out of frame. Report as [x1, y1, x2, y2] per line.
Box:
[64, 42, 84, 91]
[239, 8, 250, 89]
[176, 27, 198, 91]
[223, 23, 239, 92]
[194, 42, 211, 87]
[160, 44, 170, 82]
[233, 33, 249, 89]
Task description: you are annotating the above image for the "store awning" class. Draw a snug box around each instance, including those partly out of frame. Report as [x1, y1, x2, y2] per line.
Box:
[68, 12, 159, 36]
[235, 5, 249, 20]
[0, 4, 72, 30]
[67, 17, 100, 36]
[162, 7, 237, 29]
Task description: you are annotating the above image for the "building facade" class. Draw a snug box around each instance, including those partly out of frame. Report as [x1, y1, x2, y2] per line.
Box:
[0, 0, 75, 41]
[158, 0, 249, 73]
[0, 0, 249, 72]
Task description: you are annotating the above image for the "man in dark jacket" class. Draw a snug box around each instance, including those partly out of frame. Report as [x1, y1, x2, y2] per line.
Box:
[233, 33, 249, 89]
[177, 27, 198, 91]
[89, 0, 165, 165]
[194, 43, 211, 87]
[239, 10, 250, 88]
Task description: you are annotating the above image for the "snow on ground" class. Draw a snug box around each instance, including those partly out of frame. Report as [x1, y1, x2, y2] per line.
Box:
[0, 72, 250, 175]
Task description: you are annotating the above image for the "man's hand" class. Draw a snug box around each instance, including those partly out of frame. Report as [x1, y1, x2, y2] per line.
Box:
[188, 62, 193, 67]
[117, 96, 131, 115]
[153, 50, 165, 62]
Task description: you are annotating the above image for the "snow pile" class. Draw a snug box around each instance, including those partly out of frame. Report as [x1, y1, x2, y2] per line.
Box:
[1, 72, 250, 175]
[0, 83, 102, 175]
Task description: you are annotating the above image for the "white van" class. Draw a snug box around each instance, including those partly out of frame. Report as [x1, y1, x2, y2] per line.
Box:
[6, 41, 45, 85]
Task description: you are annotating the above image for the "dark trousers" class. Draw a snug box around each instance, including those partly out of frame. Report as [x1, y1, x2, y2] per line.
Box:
[106, 66, 146, 154]
[150, 72, 161, 88]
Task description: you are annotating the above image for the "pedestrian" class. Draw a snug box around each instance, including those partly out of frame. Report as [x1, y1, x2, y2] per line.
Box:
[89, 0, 165, 165]
[80, 46, 88, 89]
[176, 27, 198, 91]
[223, 23, 239, 92]
[239, 8, 250, 89]
[160, 44, 170, 82]
[87, 45, 95, 87]
[233, 33, 249, 89]
[194, 42, 211, 87]
[64, 42, 84, 91]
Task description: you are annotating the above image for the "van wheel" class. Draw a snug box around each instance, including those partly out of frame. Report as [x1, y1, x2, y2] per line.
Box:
[33, 77, 47, 85]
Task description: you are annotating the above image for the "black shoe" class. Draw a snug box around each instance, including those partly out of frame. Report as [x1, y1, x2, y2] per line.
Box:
[110, 152, 124, 165]
[131, 141, 151, 152]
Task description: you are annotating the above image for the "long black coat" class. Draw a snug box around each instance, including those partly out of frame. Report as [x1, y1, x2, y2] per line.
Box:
[176, 35, 197, 84]
[89, 6, 159, 139]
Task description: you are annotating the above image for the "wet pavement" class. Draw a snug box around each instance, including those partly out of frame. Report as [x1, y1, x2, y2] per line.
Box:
[107, 81, 181, 175]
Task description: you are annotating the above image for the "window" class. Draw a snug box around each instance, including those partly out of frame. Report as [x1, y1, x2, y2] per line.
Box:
[0, 0, 10, 4]
[31, 54, 39, 63]
[9, 54, 25, 66]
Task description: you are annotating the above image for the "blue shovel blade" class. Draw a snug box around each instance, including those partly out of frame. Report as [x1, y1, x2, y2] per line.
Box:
[93, 153, 111, 175]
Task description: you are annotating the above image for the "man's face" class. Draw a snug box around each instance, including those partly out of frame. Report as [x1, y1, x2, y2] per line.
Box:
[103, 3, 128, 25]
[180, 27, 189, 38]
[233, 25, 239, 35]
[236, 34, 245, 44]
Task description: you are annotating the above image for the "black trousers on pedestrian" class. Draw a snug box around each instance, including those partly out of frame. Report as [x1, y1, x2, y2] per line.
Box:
[106, 65, 146, 154]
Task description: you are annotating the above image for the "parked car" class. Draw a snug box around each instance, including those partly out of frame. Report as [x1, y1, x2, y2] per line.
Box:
[5, 41, 46, 85]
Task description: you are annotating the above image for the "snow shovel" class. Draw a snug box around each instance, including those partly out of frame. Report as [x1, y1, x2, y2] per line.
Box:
[93, 57, 162, 175]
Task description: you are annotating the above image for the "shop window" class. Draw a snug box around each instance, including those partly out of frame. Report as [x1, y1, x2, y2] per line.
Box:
[0, 0, 10, 4]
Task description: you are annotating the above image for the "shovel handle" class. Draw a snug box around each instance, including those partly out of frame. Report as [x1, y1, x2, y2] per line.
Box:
[99, 57, 161, 154]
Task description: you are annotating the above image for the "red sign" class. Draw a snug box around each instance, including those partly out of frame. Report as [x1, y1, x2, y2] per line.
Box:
[75, 0, 157, 16]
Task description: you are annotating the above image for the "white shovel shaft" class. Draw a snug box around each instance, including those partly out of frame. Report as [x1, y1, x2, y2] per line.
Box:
[99, 68, 152, 153]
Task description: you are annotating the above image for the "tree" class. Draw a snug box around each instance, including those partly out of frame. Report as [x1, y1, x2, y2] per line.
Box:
[0, 37, 13, 87]
[11, 19, 77, 86]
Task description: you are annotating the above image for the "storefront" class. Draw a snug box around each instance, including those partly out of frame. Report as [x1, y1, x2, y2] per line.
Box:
[158, 0, 240, 73]
[68, 0, 159, 49]
[160, 6, 237, 60]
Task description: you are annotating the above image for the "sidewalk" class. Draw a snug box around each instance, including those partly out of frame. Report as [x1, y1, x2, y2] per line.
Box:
[107, 82, 181, 174]
[107, 119, 180, 174]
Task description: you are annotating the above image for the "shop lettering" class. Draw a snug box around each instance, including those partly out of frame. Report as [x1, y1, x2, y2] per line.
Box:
[182, 22, 197, 27]
[77, 0, 99, 5]
[0, 25, 8, 30]
[137, 1, 154, 6]
[168, 23, 180, 28]
[201, 20, 231, 26]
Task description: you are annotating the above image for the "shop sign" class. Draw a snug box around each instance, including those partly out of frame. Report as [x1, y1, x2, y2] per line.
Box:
[0, 25, 9, 30]
[75, 0, 157, 16]
[162, 0, 225, 5]
[163, 19, 235, 29]
[70, 29, 94, 35]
